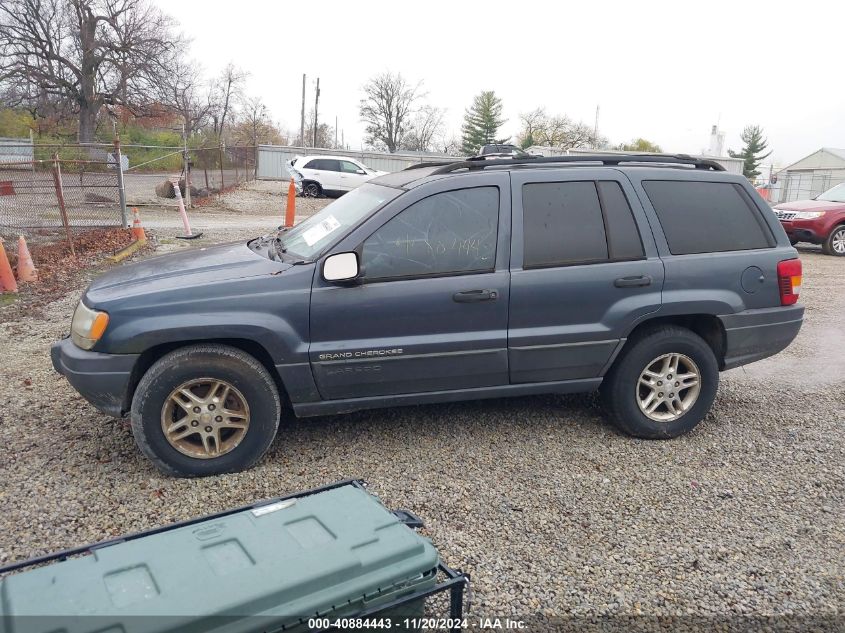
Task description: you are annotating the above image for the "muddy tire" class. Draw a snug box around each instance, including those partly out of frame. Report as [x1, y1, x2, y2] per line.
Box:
[302, 181, 321, 198]
[600, 326, 719, 439]
[131, 344, 280, 477]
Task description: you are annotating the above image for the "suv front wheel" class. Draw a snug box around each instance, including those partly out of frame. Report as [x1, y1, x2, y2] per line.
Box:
[131, 344, 281, 477]
[823, 225, 845, 256]
[601, 326, 719, 439]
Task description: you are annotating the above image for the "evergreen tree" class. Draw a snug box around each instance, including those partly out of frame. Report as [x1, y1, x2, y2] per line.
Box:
[461, 91, 506, 155]
[728, 125, 772, 179]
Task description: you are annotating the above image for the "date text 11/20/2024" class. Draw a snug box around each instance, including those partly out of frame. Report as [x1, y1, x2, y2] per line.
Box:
[307, 617, 526, 629]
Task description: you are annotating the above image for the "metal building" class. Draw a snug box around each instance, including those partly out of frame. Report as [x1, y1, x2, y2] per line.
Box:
[772, 148, 845, 204]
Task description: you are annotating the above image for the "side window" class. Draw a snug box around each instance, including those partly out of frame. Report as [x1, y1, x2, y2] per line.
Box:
[598, 181, 645, 260]
[643, 180, 774, 255]
[523, 181, 608, 268]
[340, 161, 362, 173]
[303, 159, 321, 170]
[322, 159, 340, 172]
[362, 187, 499, 280]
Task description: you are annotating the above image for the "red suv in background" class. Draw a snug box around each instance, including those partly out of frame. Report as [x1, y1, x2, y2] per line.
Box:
[773, 183, 845, 256]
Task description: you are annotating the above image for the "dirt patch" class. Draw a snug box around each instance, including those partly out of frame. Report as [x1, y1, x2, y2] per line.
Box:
[0, 228, 143, 322]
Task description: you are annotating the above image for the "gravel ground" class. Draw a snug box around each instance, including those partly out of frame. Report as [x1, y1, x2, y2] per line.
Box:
[0, 237, 842, 630]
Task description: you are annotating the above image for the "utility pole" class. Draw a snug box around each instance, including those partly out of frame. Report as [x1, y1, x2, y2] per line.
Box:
[299, 74, 306, 147]
[312, 77, 320, 148]
[593, 104, 600, 147]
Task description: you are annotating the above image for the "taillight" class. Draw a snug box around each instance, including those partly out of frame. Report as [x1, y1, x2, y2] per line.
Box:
[777, 258, 802, 305]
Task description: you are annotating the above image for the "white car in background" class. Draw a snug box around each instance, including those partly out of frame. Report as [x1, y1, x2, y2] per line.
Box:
[287, 155, 387, 197]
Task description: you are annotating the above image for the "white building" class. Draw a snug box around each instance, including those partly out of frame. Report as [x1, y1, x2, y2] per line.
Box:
[772, 148, 845, 203]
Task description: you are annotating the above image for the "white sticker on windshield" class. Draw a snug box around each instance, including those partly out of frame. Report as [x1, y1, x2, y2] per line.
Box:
[302, 215, 341, 247]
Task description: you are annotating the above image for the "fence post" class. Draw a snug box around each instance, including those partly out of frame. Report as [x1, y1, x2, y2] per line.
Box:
[113, 135, 128, 227]
[219, 144, 225, 192]
[183, 152, 192, 209]
[51, 153, 76, 258]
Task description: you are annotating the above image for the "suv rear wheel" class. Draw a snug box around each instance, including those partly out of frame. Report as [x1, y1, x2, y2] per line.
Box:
[601, 326, 719, 439]
[131, 344, 281, 477]
[822, 225, 845, 256]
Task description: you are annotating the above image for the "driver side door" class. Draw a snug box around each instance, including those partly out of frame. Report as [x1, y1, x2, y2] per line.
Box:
[308, 173, 512, 400]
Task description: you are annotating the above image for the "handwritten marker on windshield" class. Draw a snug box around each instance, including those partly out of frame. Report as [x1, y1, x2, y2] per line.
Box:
[172, 178, 203, 240]
[284, 176, 296, 228]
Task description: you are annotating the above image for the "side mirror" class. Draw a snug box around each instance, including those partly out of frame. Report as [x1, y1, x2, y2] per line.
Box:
[356, 169, 367, 175]
[323, 252, 360, 283]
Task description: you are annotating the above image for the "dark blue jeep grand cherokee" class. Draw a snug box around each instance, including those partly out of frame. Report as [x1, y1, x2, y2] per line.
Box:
[52, 154, 804, 476]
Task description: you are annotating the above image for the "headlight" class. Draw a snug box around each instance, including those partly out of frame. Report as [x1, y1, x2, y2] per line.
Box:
[793, 211, 824, 219]
[71, 301, 109, 350]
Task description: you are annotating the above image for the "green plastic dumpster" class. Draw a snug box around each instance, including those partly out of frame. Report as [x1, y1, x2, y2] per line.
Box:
[0, 480, 468, 633]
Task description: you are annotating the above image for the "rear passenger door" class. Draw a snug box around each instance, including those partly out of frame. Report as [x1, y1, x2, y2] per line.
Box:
[305, 159, 341, 192]
[508, 169, 664, 383]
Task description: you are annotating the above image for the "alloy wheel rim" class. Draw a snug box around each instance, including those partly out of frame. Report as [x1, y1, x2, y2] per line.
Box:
[637, 353, 701, 422]
[304, 184, 318, 197]
[833, 229, 845, 254]
[161, 378, 250, 459]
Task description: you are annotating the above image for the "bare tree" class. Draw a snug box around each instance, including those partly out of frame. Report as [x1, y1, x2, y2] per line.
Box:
[435, 132, 463, 157]
[210, 63, 248, 140]
[359, 72, 421, 153]
[517, 108, 606, 150]
[518, 107, 547, 148]
[157, 58, 215, 138]
[401, 105, 445, 152]
[0, 0, 184, 142]
[230, 95, 286, 146]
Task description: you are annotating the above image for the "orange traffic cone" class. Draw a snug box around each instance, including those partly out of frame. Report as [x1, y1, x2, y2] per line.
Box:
[16, 235, 37, 283]
[0, 239, 17, 293]
[284, 177, 296, 228]
[131, 207, 147, 241]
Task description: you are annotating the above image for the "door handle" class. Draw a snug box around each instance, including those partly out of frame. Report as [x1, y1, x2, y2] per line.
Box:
[453, 289, 498, 303]
[614, 275, 652, 288]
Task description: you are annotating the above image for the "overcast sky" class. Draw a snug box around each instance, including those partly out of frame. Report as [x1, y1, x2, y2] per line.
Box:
[161, 0, 843, 166]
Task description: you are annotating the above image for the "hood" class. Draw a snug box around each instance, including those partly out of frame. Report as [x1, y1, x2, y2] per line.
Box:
[85, 241, 290, 304]
[774, 199, 845, 212]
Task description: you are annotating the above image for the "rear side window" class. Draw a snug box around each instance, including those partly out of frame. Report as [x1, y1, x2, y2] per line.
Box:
[523, 182, 607, 267]
[523, 181, 647, 268]
[598, 181, 645, 260]
[362, 187, 499, 280]
[305, 159, 340, 171]
[643, 181, 774, 255]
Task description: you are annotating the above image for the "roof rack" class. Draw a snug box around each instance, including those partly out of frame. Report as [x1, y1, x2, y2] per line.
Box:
[405, 153, 725, 175]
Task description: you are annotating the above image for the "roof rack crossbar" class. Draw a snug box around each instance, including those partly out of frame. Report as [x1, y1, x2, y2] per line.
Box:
[412, 153, 726, 175]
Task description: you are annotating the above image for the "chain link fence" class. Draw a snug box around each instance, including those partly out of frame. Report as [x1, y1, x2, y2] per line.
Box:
[0, 153, 121, 230]
[771, 172, 843, 204]
[0, 140, 256, 232]
[122, 144, 256, 208]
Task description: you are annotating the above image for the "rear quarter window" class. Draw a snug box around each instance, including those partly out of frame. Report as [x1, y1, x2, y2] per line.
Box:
[642, 180, 774, 255]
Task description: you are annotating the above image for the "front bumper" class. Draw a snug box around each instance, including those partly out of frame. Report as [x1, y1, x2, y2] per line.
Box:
[51, 337, 139, 418]
[780, 220, 823, 243]
[718, 305, 804, 370]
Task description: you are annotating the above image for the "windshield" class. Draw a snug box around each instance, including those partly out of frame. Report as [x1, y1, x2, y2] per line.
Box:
[816, 183, 845, 203]
[277, 184, 399, 259]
